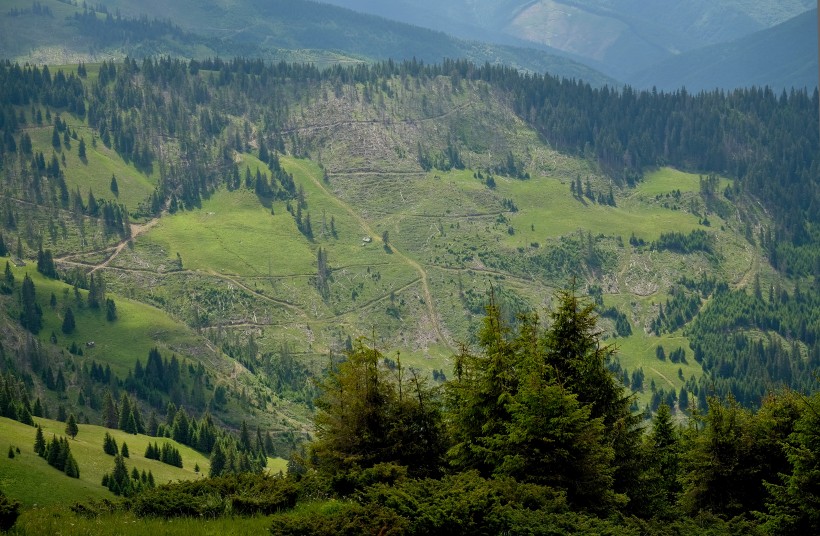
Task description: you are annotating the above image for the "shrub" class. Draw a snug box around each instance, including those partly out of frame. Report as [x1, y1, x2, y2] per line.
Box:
[131, 473, 298, 518]
[0, 490, 20, 532]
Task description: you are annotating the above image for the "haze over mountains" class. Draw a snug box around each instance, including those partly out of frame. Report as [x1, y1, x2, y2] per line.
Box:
[2, 0, 815, 90]
[322, 0, 818, 90]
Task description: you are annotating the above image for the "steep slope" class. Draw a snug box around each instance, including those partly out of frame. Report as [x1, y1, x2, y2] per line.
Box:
[631, 9, 819, 92]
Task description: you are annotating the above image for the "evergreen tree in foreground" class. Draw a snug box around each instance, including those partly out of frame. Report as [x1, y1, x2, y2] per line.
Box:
[445, 289, 638, 512]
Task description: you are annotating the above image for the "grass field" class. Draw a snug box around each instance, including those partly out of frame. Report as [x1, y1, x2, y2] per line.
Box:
[0, 416, 287, 509]
[119, 156, 758, 398]
[5, 261, 207, 377]
[23, 114, 157, 215]
[0, 416, 209, 507]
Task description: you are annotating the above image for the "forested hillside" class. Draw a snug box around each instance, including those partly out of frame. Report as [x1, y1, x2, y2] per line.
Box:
[0, 48, 817, 533]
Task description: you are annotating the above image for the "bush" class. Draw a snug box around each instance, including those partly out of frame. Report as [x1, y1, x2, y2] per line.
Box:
[131, 473, 298, 518]
[0, 490, 21, 532]
[269, 501, 407, 536]
[268, 472, 638, 536]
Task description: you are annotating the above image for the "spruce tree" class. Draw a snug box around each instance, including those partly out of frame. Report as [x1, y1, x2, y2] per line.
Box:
[102, 390, 119, 429]
[65, 413, 78, 439]
[61, 307, 75, 334]
[118, 393, 134, 432]
[19, 274, 43, 334]
[103, 432, 118, 455]
[63, 452, 80, 478]
[34, 425, 45, 456]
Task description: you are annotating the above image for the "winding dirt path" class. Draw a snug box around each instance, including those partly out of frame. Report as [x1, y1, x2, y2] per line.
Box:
[289, 159, 450, 347]
[87, 218, 161, 274]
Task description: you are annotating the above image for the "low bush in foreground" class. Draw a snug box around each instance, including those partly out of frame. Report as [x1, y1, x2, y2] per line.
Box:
[129, 473, 298, 518]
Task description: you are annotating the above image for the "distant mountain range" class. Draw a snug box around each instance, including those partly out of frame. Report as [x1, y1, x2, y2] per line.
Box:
[0, 0, 814, 91]
[631, 9, 818, 92]
[321, 0, 817, 90]
[0, 0, 613, 87]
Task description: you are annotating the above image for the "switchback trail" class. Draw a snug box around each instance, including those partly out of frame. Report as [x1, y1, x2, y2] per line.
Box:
[289, 159, 450, 348]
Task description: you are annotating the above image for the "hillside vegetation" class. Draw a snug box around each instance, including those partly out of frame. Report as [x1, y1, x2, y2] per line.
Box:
[0, 49, 817, 533]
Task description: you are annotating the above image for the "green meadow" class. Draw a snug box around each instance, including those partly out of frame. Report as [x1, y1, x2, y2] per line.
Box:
[5, 261, 205, 377]
[0, 416, 286, 509]
[132, 158, 754, 394]
[23, 116, 157, 216]
[0, 416, 209, 507]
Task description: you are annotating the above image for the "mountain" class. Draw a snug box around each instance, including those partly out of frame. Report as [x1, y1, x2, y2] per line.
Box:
[321, 0, 815, 86]
[0, 4, 818, 531]
[631, 9, 819, 92]
[0, 0, 614, 86]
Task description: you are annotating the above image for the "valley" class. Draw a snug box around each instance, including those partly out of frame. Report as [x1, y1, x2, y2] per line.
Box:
[0, 5, 816, 529]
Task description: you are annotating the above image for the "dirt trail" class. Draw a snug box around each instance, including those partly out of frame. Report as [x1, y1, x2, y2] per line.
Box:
[290, 159, 450, 347]
[86, 217, 160, 274]
[206, 269, 305, 315]
[734, 242, 759, 290]
[650, 367, 676, 389]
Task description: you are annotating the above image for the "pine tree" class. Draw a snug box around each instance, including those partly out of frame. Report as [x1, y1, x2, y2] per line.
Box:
[34, 425, 45, 456]
[61, 307, 75, 334]
[763, 392, 819, 534]
[103, 432, 118, 455]
[102, 390, 119, 429]
[51, 125, 60, 149]
[63, 452, 80, 478]
[118, 393, 134, 433]
[209, 442, 226, 477]
[87, 189, 98, 216]
[104, 297, 117, 321]
[147, 411, 159, 437]
[19, 274, 43, 334]
[65, 413, 78, 439]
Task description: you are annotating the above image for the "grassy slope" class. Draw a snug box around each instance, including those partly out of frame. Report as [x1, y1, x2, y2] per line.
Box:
[0, 415, 209, 506]
[2, 60, 773, 452]
[133, 157, 757, 406]
[4, 262, 204, 378]
[0, 416, 287, 508]
[22, 102, 157, 216]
